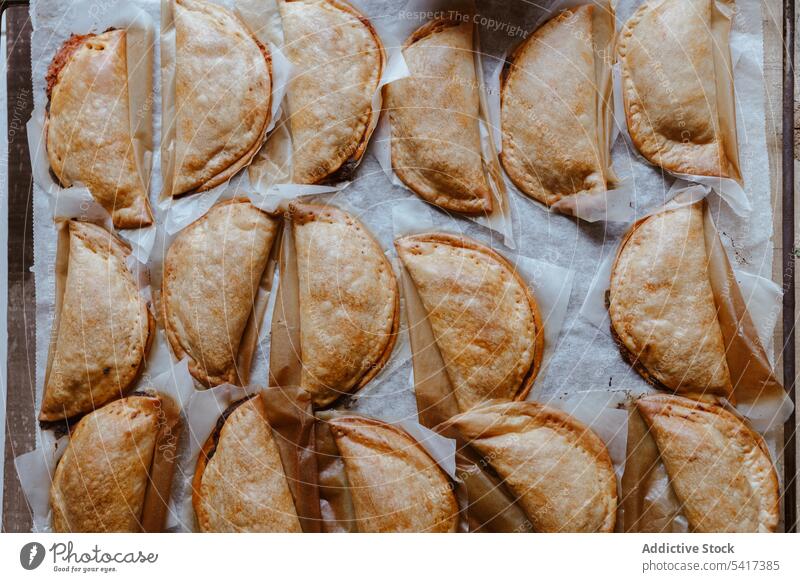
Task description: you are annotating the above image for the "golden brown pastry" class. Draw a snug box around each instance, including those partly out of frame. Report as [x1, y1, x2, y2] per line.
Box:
[169, 0, 271, 195]
[395, 233, 543, 412]
[279, 0, 383, 183]
[384, 20, 492, 214]
[46, 30, 153, 228]
[618, 0, 736, 177]
[501, 5, 613, 206]
[163, 199, 279, 386]
[40, 221, 153, 422]
[291, 203, 398, 407]
[193, 396, 302, 532]
[636, 394, 779, 532]
[608, 203, 732, 397]
[328, 416, 458, 532]
[443, 401, 617, 532]
[50, 396, 162, 532]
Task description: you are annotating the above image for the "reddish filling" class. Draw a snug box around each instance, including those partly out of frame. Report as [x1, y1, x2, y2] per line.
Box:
[46, 33, 96, 100]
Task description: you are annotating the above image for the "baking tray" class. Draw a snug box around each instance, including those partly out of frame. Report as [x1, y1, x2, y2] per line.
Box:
[0, 0, 796, 533]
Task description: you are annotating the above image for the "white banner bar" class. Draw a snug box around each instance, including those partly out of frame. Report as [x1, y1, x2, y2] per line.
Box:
[0, 533, 798, 582]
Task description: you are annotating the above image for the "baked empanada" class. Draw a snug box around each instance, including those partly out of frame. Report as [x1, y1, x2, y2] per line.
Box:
[608, 203, 732, 397]
[443, 401, 617, 533]
[169, 0, 271, 195]
[46, 30, 153, 228]
[636, 394, 779, 532]
[618, 0, 737, 177]
[501, 5, 613, 206]
[290, 203, 398, 407]
[41, 221, 153, 422]
[163, 199, 280, 386]
[384, 20, 492, 214]
[395, 233, 543, 412]
[279, 0, 383, 183]
[328, 416, 458, 532]
[193, 396, 302, 532]
[50, 396, 162, 532]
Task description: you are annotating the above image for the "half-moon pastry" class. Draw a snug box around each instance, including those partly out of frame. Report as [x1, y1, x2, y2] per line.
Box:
[608, 203, 732, 397]
[290, 203, 398, 407]
[40, 221, 153, 422]
[501, 5, 613, 206]
[163, 199, 280, 386]
[328, 416, 458, 532]
[384, 20, 492, 214]
[193, 396, 302, 532]
[46, 30, 153, 228]
[618, 0, 737, 177]
[50, 396, 162, 532]
[636, 394, 779, 532]
[279, 0, 383, 183]
[169, 0, 272, 196]
[442, 401, 617, 533]
[395, 233, 543, 412]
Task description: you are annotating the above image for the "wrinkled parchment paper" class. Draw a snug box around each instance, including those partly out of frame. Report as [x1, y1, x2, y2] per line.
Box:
[373, 0, 515, 246]
[19, 0, 787, 532]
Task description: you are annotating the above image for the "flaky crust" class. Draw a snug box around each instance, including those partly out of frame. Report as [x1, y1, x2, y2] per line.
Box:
[385, 20, 492, 214]
[618, 0, 732, 177]
[443, 401, 617, 533]
[395, 233, 543, 412]
[171, 0, 272, 195]
[279, 0, 384, 183]
[46, 30, 153, 228]
[163, 199, 279, 386]
[608, 203, 732, 396]
[500, 6, 607, 205]
[636, 394, 779, 532]
[40, 222, 153, 421]
[50, 396, 161, 532]
[193, 397, 302, 532]
[291, 203, 399, 407]
[328, 416, 458, 532]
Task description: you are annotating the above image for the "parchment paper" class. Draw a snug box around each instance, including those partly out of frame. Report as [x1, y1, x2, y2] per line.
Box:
[268, 197, 412, 409]
[246, 0, 409, 192]
[15, 362, 195, 532]
[158, 0, 292, 234]
[484, 0, 635, 223]
[168, 384, 320, 532]
[20, 0, 787, 532]
[579, 184, 792, 431]
[619, 397, 782, 533]
[315, 410, 458, 532]
[26, 0, 157, 259]
[391, 197, 576, 422]
[613, 0, 749, 215]
[373, 0, 515, 247]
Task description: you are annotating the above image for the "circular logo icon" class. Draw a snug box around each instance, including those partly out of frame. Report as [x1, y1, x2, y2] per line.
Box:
[20, 542, 46, 570]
